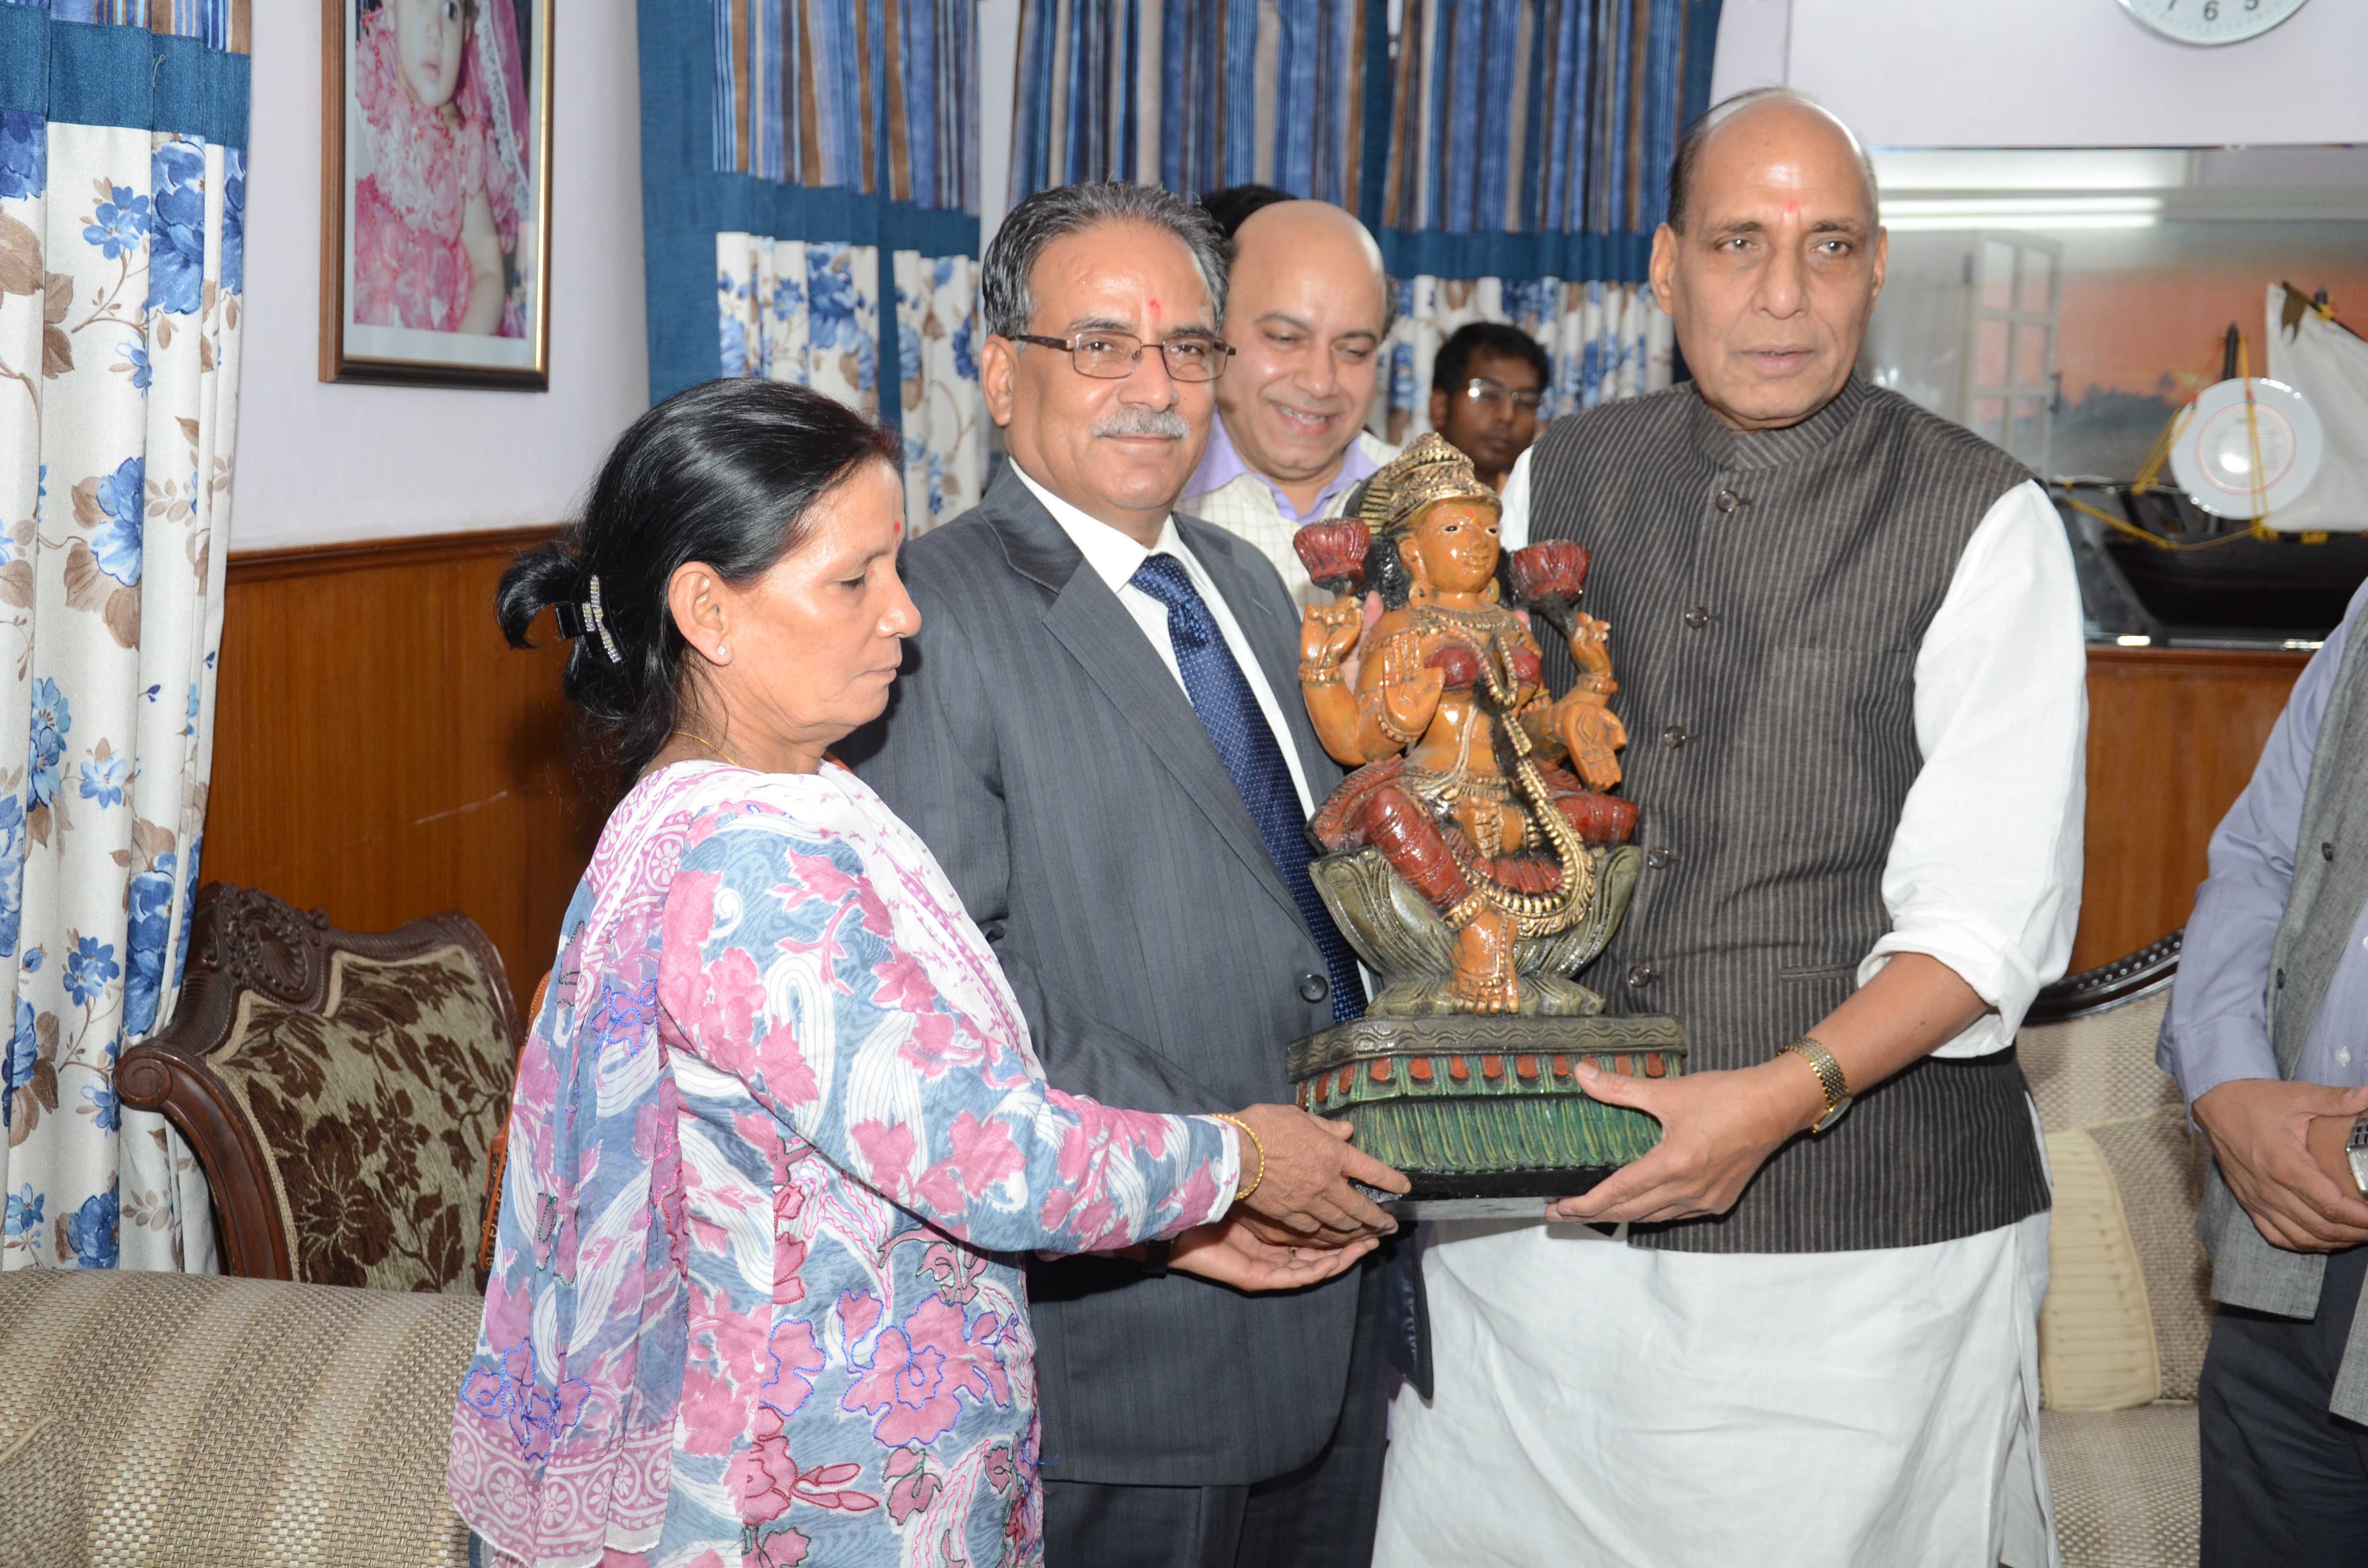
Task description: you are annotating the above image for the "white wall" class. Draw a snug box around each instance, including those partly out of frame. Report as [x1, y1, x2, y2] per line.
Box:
[232, 0, 651, 550]
[1713, 0, 2368, 148]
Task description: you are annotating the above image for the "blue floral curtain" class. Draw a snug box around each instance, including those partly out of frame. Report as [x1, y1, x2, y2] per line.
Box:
[1007, 0, 1720, 438]
[641, 0, 984, 532]
[0, 0, 249, 1272]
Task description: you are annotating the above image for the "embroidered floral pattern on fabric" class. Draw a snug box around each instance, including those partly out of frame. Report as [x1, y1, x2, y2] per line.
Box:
[210, 946, 513, 1291]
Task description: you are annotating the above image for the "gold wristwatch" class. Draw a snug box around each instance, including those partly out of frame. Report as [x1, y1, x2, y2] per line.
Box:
[1781, 1036, 1853, 1134]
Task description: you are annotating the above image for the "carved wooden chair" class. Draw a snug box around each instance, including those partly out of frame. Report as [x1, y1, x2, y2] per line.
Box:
[2019, 931, 2204, 1568]
[120, 883, 520, 1293]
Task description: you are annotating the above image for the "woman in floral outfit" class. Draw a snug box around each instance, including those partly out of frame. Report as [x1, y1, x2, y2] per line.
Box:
[450, 379, 1400, 1568]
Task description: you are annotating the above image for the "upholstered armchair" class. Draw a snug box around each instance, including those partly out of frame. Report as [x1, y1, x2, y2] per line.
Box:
[2022, 933, 2204, 1568]
[119, 883, 520, 1292]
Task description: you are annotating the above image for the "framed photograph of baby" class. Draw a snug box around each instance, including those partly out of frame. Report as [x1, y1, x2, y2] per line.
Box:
[319, 0, 553, 388]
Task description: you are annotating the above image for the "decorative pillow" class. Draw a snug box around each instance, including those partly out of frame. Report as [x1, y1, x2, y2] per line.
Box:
[2040, 1126, 2163, 1411]
[2021, 991, 2178, 1135]
[0, 1268, 477, 1568]
[204, 945, 512, 1292]
[2093, 1110, 2214, 1401]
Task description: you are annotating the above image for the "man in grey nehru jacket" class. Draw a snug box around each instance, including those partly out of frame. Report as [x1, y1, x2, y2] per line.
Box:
[1374, 90, 2087, 1566]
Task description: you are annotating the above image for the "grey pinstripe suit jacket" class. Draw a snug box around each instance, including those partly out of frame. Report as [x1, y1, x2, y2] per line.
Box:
[841, 465, 1365, 1487]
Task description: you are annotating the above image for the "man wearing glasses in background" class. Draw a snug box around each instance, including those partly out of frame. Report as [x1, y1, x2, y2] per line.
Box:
[850, 181, 1399, 1568]
[1179, 195, 1397, 607]
[1427, 321, 1550, 494]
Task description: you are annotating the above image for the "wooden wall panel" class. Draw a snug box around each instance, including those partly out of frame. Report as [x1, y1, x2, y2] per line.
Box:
[2072, 646, 2308, 973]
[206, 529, 603, 1000]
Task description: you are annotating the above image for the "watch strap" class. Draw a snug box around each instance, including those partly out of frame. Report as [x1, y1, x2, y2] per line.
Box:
[1781, 1036, 1852, 1134]
[2346, 1114, 2368, 1201]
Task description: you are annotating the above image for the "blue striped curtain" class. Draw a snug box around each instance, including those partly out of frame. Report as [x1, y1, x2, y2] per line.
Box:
[1010, 0, 1372, 209]
[641, 0, 985, 531]
[0, 0, 250, 1274]
[1008, 0, 1720, 436]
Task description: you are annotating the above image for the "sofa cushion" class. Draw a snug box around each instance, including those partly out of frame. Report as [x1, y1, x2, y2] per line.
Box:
[2040, 1403, 2199, 1568]
[2021, 990, 2178, 1136]
[2093, 1110, 2214, 1401]
[205, 945, 512, 1291]
[2040, 1126, 2162, 1410]
[0, 1267, 477, 1567]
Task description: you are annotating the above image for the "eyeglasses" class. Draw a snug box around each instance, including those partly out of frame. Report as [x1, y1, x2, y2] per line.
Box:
[1012, 330, 1236, 383]
[1459, 377, 1544, 413]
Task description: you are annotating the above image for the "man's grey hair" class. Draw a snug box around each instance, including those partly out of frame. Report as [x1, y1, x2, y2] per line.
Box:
[1665, 87, 1881, 234]
[980, 182, 1230, 341]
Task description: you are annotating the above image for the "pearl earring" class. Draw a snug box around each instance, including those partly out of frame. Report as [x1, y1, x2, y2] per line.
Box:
[715, 643, 730, 659]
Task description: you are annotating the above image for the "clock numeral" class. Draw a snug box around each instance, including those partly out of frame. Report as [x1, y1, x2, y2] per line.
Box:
[2203, 0, 2218, 16]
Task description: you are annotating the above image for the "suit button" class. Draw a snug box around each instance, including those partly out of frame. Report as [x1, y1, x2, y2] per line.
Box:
[1297, 972, 1330, 1004]
[981, 920, 1007, 942]
[1684, 605, 1712, 630]
[2326, 842, 2338, 862]
[1645, 846, 1676, 870]
[1662, 723, 1688, 749]
[2276, 968, 2287, 989]
[1713, 488, 1741, 514]
[1625, 962, 1658, 989]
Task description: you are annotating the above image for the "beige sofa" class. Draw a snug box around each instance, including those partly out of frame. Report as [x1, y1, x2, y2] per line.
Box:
[2023, 934, 2205, 1568]
[0, 1268, 479, 1568]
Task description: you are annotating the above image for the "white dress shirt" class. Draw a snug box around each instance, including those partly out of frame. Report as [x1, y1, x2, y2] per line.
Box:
[1011, 463, 1318, 818]
[1498, 449, 2088, 1059]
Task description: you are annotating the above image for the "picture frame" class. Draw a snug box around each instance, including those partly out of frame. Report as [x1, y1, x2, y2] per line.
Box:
[319, 0, 553, 389]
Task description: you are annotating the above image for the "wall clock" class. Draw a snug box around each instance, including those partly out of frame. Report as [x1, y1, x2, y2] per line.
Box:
[2118, 0, 2310, 45]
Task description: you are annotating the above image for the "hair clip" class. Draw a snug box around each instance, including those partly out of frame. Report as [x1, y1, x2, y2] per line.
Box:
[582, 575, 622, 664]
[555, 576, 622, 663]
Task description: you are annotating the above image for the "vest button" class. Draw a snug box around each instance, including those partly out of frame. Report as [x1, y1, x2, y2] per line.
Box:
[1662, 723, 1688, 749]
[1625, 962, 1658, 989]
[1297, 972, 1330, 1004]
[1713, 488, 1741, 514]
[1645, 846, 1676, 870]
[1684, 605, 1712, 629]
[2276, 968, 2287, 990]
[2326, 841, 2338, 862]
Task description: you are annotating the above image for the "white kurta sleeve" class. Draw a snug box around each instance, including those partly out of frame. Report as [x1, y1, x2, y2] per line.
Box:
[1498, 449, 1533, 550]
[1859, 479, 2088, 1058]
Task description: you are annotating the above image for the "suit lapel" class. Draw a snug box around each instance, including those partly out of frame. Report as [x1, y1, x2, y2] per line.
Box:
[982, 475, 1306, 929]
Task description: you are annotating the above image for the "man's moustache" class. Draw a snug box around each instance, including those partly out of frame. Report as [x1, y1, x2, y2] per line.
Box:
[1091, 410, 1191, 440]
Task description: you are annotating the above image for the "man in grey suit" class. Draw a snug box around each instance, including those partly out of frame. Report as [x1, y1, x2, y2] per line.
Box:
[2159, 576, 2368, 1563]
[845, 182, 1402, 1567]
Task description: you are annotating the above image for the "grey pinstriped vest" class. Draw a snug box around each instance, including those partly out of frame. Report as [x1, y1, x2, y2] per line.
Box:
[2193, 611, 2368, 1420]
[1528, 376, 2053, 1254]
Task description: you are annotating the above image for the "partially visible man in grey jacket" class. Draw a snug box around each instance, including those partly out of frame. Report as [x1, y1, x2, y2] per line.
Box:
[847, 179, 1402, 1568]
[2160, 577, 2368, 1564]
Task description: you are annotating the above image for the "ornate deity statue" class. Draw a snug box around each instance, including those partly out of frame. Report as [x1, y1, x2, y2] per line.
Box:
[1296, 434, 1636, 1013]
[1285, 436, 1685, 1210]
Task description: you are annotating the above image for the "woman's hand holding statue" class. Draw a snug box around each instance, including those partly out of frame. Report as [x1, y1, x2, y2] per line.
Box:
[1166, 1216, 1381, 1291]
[1229, 1103, 1408, 1238]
